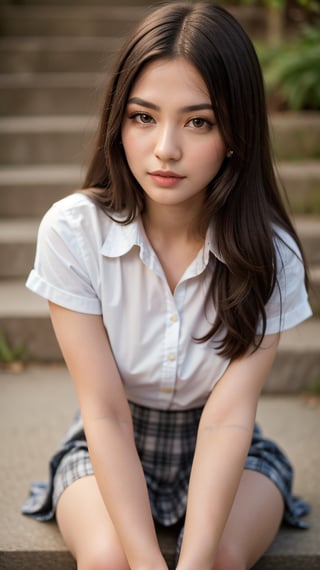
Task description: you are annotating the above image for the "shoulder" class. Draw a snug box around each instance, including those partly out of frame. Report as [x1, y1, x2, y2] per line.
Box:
[262, 223, 312, 333]
[271, 224, 308, 294]
[42, 191, 104, 227]
[38, 191, 118, 246]
[272, 224, 303, 270]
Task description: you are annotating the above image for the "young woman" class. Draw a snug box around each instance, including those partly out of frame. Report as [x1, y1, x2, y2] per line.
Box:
[23, 3, 312, 569]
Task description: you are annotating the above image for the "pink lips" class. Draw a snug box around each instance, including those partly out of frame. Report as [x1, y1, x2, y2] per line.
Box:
[149, 170, 185, 188]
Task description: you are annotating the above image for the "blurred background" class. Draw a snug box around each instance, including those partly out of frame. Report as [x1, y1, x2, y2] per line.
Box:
[0, 3, 319, 568]
[0, 0, 319, 392]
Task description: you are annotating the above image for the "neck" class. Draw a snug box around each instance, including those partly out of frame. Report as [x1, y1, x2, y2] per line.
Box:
[141, 200, 208, 293]
[142, 200, 206, 244]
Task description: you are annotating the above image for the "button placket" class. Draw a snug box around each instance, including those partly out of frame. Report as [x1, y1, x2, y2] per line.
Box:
[160, 296, 180, 398]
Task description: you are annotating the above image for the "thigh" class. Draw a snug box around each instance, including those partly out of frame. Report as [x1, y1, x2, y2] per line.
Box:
[214, 469, 284, 570]
[56, 475, 130, 570]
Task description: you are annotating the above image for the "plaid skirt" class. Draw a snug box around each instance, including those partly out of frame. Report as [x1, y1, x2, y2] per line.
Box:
[22, 401, 310, 531]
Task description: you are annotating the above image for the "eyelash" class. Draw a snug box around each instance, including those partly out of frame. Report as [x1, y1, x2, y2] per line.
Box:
[128, 112, 214, 129]
[128, 112, 154, 124]
[188, 117, 214, 129]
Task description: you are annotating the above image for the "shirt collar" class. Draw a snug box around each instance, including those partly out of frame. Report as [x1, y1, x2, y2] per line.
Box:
[101, 213, 143, 258]
[101, 213, 225, 265]
[204, 223, 225, 265]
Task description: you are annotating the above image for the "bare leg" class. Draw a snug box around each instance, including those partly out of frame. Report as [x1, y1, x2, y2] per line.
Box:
[56, 475, 130, 570]
[213, 470, 284, 570]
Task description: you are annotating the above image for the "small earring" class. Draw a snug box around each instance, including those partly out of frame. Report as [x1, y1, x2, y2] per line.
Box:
[227, 149, 234, 158]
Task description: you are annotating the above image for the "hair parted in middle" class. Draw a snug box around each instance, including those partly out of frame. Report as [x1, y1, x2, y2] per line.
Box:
[83, 2, 308, 359]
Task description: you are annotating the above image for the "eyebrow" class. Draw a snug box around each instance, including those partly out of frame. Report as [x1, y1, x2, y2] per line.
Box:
[127, 97, 213, 113]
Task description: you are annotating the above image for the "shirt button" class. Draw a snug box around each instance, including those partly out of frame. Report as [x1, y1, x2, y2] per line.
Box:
[168, 353, 176, 361]
[171, 315, 178, 322]
[161, 387, 173, 393]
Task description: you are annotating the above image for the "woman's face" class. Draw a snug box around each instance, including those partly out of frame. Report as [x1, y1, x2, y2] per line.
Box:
[121, 57, 227, 212]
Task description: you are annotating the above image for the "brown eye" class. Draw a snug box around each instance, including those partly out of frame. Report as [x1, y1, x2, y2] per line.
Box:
[131, 112, 154, 124]
[188, 117, 213, 129]
[191, 118, 206, 128]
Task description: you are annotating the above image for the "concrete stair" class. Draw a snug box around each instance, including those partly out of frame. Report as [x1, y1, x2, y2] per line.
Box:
[0, 5, 146, 37]
[0, 37, 122, 74]
[0, 72, 103, 116]
[0, 2, 319, 379]
[1, 366, 320, 569]
[0, 165, 83, 217]
[0, 2, 267, 39]
[0, 2, 319, 567]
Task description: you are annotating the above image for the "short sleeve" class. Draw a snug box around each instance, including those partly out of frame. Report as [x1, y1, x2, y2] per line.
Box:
[259, 228, 312, 334]
[26, 195, 102, 314]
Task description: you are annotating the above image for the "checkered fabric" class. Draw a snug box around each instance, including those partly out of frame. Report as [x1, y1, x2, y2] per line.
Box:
[22, 402, 310, 531]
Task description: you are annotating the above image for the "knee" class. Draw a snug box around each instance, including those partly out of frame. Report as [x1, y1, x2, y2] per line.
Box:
[77, 547, 129, 570]
[213, 542, 246, 570]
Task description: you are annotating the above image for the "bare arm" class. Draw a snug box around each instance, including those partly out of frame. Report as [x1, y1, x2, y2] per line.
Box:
[176, 333, 280, 570]
[49, 302, 168, 570]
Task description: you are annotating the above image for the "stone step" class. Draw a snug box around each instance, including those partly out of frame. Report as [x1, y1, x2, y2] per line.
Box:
[0, 215, 319, 280]
[1, 113, 319, 164]
[0, 115, 97, 166]
[0, 73, 103, 116]
[7, 0, 149, 3]
[0, 162, 319, 218]
[9, 0, 149, 3]
[270, 113, 320, 162]
[0, 165, 82, 218]
[1, 367, 319, 569]
[311, 268, 320, 313]
[278, 162, 320, 215]
[292, 216, 320, 267]
[0, 219, 38, 279]
[0, 5, 145, 37]
[0, 279, 319, 391]
[0, 4, 266, 39]
[0, 36, 122, 74]
[0, 8, 267, 76]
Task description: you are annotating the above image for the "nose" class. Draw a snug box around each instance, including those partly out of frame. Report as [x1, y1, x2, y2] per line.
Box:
[154, 125, 182, 162]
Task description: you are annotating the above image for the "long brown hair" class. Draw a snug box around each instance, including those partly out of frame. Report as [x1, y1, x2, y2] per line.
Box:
[83, 2, 308, 359]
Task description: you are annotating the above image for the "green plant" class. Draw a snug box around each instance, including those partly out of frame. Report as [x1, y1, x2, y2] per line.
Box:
[0, 333, 26, 365]
[257, 27, 320, 110]
[243, 0, 319, 13]
[243, 0, 319, 45]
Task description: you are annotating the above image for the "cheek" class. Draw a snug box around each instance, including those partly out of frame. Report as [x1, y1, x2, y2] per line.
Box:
[121, 136, 135, 170]
[122, 130, 146, 167]
[211, 136, 226, 158]
[198, 141, 226, 172]
[121, 127, 130, 156]
[121, 123, 134, 154]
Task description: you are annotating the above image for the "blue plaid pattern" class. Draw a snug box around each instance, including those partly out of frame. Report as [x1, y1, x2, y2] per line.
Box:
[22, 402, 310, 531]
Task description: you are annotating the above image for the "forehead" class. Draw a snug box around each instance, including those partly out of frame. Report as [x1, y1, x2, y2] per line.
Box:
[129, 57, 210, 103]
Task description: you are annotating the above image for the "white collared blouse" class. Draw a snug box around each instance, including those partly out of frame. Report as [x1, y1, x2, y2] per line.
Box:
[26, 193, 312, 410]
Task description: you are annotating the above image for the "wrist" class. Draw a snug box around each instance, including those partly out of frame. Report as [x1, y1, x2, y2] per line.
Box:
[176, 548, 214, 570]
